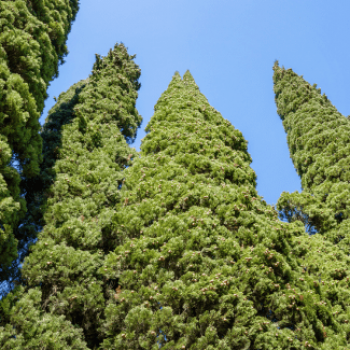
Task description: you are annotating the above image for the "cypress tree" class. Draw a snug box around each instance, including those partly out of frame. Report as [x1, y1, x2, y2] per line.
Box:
[0, 43, 141, 349]
[98, 71, 350, 349]
[273, 62, 350, 252]
[0, 0, 80, 292]
[1, 0, 80, 111]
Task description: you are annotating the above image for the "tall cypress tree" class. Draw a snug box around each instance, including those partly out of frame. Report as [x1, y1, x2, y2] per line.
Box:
[98, 71, 350, 349]
[1, 0, 80, 111]
[0, 0, 80, 292]
[0, 43, 142, 349]
[273, 62, 350, 252]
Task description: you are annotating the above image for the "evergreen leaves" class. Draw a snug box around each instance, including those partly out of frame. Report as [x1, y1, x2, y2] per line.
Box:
[0, 43, 142, 349]
[273, 62, 350, 251]
[97, 71, 347, 349]
[0, 14, 349, 346]
[0, 0, 79, 295]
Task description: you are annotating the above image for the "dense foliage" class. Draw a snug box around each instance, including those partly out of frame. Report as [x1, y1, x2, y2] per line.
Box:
[2, 21, 350, 346]
[96, 71, 350, 350]
[0, 43, 142, 349]
[0, 0, 80, 292]
[273, 62, 350, 252]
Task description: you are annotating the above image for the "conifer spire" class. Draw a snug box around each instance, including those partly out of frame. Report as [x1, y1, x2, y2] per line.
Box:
[0, 43, 141, 349]
[183, 69, 195, 83]
[98, 72, 348, 349]
[273, 63, 350, 251]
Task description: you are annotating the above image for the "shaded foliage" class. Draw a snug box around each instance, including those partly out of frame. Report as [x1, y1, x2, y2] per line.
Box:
[0, 43, 142, 349]
[273, 62, 350, 252]
[0, 0, 80, 295]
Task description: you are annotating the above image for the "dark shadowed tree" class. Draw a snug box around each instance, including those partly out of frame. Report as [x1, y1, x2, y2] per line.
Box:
[0, 0, 80, 296]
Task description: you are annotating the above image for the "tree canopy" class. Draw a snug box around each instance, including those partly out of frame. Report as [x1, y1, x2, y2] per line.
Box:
[1, 9, 350, 346]
[274, 62, 350, 252]
[0, 43, 142, 349]
[95, 71, 350, 350]
[0, 0, 80, 293]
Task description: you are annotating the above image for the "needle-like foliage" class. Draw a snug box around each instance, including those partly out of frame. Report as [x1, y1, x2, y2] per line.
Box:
[98, 71, 350, 350]
[0, 0, 80, 293]
[273, 62, 350, 252]
[0, 43, 142, 349]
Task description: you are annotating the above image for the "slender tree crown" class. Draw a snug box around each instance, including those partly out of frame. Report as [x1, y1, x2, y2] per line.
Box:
[0, 43, 142, 349]
[96, 71, 350, 350]
[1, 0, 80, 111]
[273, 62, 350, 251]
[0, 0, 80, 291]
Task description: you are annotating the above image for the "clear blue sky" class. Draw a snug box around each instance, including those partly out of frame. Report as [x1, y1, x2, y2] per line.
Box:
[41, 0, 350, 206]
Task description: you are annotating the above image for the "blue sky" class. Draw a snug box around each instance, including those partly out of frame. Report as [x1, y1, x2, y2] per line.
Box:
[41, 0, 350, 206]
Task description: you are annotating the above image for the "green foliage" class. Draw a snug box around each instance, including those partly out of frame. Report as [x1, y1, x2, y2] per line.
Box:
[97, 71, 350, 349]
[0, 43, 142, 349]
[273, 62, 350, 251]
[2, 31, 350, 346]
[1, 0, 80, 111]
[0, 286, 88, 349]
[0, 0, 80, 293]
[0, 58, 40, 271]
[0, 80, 88, 298]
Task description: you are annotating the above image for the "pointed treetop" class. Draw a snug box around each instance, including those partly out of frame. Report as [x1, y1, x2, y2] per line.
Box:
[273, 64, 335, 122]
[183, 69, 195, 83]
[170, 71, 182, 84]
[152, 70, 218, 127]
